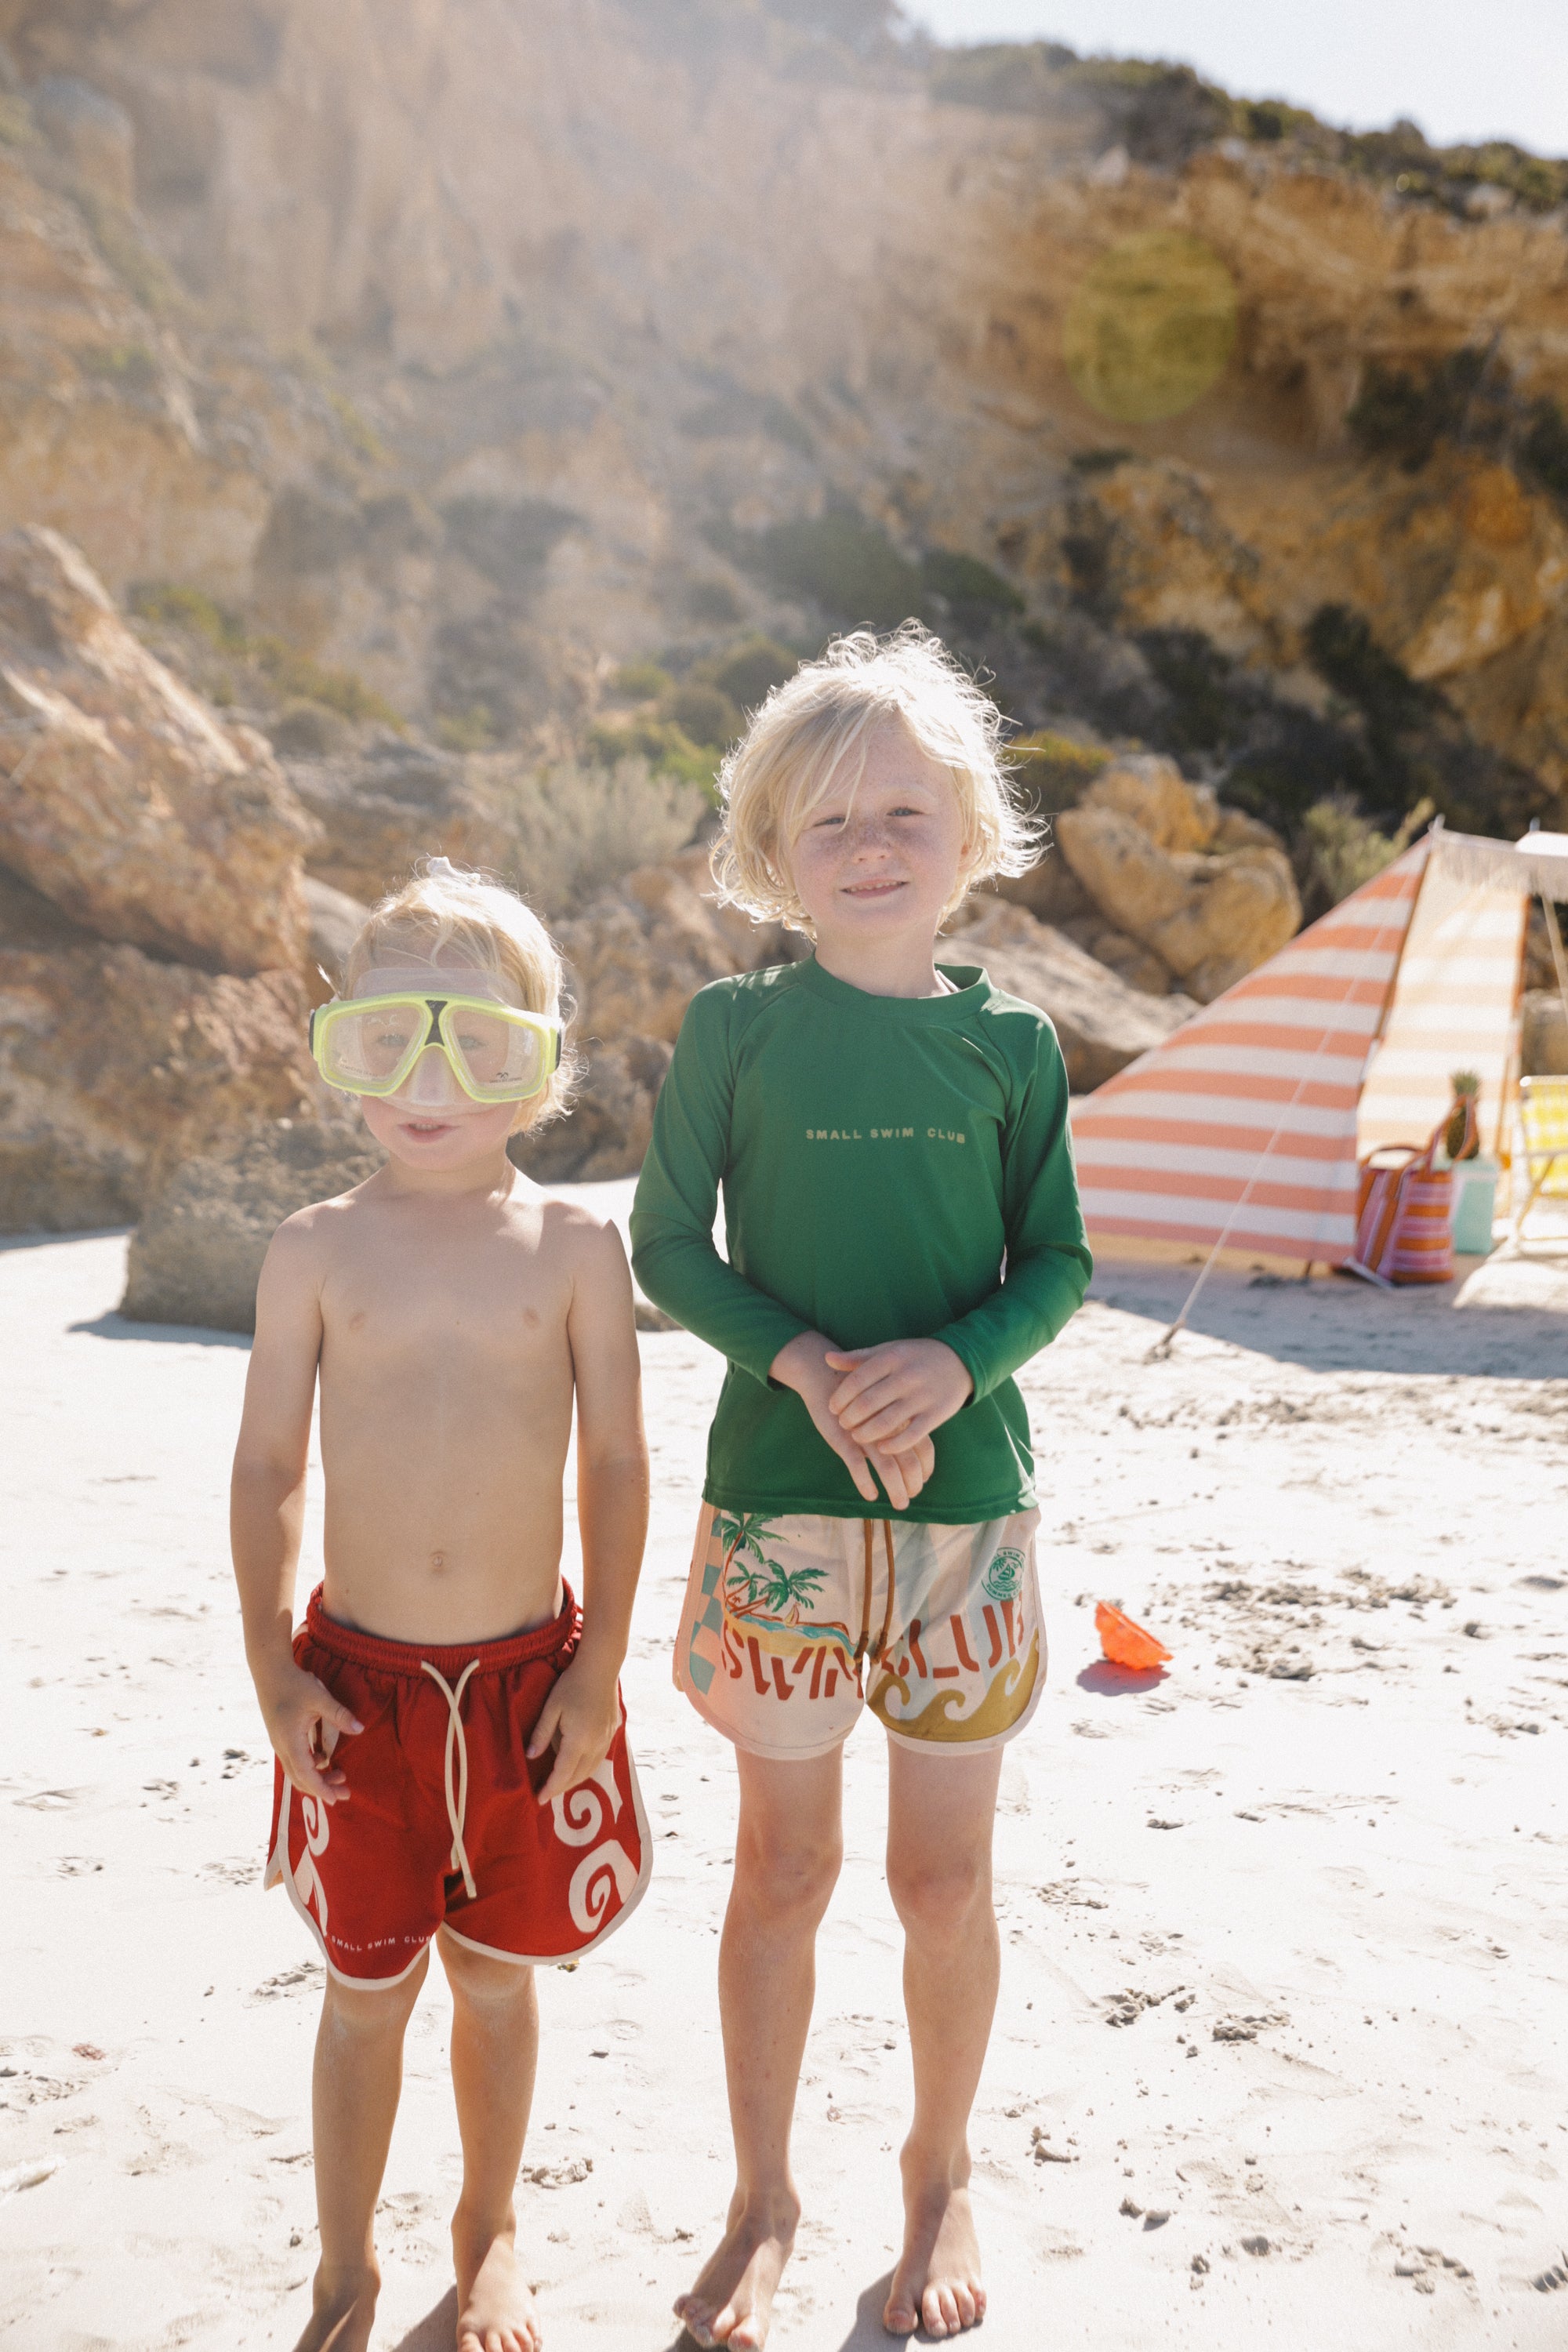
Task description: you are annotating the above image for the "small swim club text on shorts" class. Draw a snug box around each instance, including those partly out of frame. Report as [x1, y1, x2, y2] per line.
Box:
[675, 1506, 1044, 1759]
[266, 1584, 649, 1987]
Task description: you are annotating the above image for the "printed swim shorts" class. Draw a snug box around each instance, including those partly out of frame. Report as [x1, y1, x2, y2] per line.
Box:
[674, 1506, 1044, 1760]
[266, 1583, 650, 1987]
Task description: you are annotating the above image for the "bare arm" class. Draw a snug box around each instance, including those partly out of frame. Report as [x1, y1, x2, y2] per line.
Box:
[528, 1216, 649, 1804]
[230, 1215, 361, 1802]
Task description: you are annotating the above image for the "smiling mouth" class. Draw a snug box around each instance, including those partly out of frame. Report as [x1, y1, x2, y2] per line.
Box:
[842, 878, 907, 898]
[400, 1117, 459, 1136]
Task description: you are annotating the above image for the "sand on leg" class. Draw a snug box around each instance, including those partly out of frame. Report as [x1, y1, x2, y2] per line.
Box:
[675, 1744, 844, 2351]
[438, 1929, 543, 2352]
[296, 1948, 430, 2352]
[882, 1743, 1001, 2340]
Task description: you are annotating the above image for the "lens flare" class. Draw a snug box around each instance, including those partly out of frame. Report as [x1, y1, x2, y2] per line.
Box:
[1064, 230, 1238, 425]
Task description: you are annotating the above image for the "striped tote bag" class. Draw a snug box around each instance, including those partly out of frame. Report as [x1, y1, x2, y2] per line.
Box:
[1349, 1127, 1454, 1287]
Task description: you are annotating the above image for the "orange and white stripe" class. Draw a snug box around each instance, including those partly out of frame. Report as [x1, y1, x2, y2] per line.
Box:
[1071, 846, 1427, 1269]
[1356, 842, 1528, 1160]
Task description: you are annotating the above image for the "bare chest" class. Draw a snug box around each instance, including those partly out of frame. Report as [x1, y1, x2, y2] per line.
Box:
[319, 1233, 570, 1393]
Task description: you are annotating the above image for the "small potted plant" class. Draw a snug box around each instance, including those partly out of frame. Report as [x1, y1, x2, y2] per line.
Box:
[1444, 1070, 1482, 1163]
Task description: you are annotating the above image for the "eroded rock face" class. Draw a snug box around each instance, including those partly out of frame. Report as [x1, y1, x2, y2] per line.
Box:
[0, 529, 312, 974]
[1054, 803, 1301, 1003]
[945, 900, 1196, 1092]
[0, 941, 320, 1231]
[1080, 753, 1221, 853]
[559, 847, 789, 1047]
[511, 1034, 675, 1185]
[290, 741, 515, 906]
[301, 874, 371, 1004]
[122, 1118, 383, 1331]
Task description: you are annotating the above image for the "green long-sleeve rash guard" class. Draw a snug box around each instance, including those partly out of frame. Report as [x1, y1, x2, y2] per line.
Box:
[630, 954, 1093, 1524]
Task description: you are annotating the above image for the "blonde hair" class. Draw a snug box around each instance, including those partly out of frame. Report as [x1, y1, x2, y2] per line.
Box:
[343, 858, 575, 1131]
[711, 623, 1040, 932]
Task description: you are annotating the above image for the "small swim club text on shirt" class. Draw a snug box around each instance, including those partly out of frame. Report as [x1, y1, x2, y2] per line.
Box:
[805, 1125, 967, 1144]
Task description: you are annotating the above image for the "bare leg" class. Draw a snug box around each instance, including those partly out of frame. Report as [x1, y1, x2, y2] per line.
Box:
[675, 1745, 844, 2352]
[296, 1949, 429, 2352]
[438, 1929, 542, 2352]
[882, 1744, 1002, 2339]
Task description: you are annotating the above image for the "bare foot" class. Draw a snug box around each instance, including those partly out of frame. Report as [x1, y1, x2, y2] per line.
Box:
[292, 2264, 380, 2352]
[884, 2165, 985, 2339]
[673, 2190, 800, 2350]
[454, 2228, 540, 2352]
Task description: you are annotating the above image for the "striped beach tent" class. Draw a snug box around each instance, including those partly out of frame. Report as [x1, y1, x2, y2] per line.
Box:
[1069, 825, 1531, 1275]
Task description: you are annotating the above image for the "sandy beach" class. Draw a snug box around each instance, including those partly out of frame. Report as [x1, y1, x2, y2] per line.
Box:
[2, 1196, 1566, 2350]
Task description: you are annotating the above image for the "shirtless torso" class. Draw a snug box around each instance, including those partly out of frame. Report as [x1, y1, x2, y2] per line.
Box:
[233, 1147, 648, 1800]
[308, 1176, 589, 1642]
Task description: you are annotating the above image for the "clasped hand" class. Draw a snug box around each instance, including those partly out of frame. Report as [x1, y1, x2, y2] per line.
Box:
[770, 1332, 972, 1509]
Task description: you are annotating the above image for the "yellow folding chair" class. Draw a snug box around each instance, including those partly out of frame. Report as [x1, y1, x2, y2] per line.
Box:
[1506, 1076, 1568, 1254]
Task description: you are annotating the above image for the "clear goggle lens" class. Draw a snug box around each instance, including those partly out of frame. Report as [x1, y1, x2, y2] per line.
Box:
[310, 994, 560, 1103]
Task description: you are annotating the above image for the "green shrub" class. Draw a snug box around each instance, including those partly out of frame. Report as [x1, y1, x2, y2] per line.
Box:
[493, 755, 709, 914]
[1007, 732, 1110, 807]
[920, 550, 1025, 623]
[1134, 629, 1237, 752]
[747, 508, 924, 629]
[1305, 606, 1437, 745]
[607, 661, 673, 704]
[1346, 348, 1493, 472]
[586, 716, 720, 794]
[130, 582, 247, 649]
[686, 578, 746, 625]
[434, 705, 499, 753]
[662, 680, 742, 750]
[129, 580, 403, 730]
[1295, 793, 1434, 915]
[703, 635, 799, 713]
[252, 640, 403, 728]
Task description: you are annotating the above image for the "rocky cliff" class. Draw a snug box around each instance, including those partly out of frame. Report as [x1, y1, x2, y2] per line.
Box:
[0, 0, 1564, 839]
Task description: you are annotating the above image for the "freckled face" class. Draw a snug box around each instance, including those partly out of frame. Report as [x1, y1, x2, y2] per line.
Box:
[786, 724, 969, 947]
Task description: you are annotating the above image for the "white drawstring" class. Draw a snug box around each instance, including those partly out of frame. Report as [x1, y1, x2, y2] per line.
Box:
[420, 1659, 480, 1900]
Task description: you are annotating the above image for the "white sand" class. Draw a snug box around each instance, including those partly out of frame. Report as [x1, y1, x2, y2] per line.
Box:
[2, 1206, 1566, 2350]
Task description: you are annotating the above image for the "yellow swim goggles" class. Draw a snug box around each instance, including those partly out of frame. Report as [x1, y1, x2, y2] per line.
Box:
[310, 991, 562, 1104]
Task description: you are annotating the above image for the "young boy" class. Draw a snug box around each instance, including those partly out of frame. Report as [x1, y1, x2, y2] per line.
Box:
[232, 862, 650, 2352]
[631, 626, 1091, 2347]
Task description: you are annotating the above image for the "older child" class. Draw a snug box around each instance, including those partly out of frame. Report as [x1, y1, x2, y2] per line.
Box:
[632, 627, 1091, 2346]
[232, 862, 650, 2352]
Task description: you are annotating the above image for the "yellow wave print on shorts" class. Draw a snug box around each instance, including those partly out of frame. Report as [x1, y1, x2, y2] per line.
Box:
[675, 1506, 1045, 1760]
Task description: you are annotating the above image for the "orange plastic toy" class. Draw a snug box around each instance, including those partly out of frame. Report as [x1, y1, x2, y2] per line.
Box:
[1095, 1602, 1172, 1671]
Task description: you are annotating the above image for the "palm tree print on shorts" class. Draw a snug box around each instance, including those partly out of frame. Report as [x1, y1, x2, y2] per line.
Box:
[710, 1510, 855, 1664]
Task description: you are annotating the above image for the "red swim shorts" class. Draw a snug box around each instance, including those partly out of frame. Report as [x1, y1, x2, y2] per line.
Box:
[265, 1584, 650, 1987]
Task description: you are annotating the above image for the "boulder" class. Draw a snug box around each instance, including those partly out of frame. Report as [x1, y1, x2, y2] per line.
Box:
[0, 528, 313, 975]
[994, 848, 1094, 927]
[290, 739, 516, 904]
[559, 847, 789, 1045]
[511, 1034, 676, 1184]
[303, 874, 371, 1004]
[1522, 989, 1568, 1078]
[1054, 804, 1301, 1004]
[0, 941, 321, 1231]
[1059, 914, 1174, 996]
[944, 900, 1196, 1093]
[1081, 753, 1220, 852]
[122, 1119, 385, 1331]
